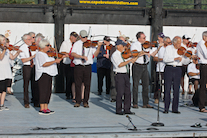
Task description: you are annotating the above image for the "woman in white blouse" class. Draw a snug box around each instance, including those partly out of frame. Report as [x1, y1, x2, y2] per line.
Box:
[0, 35, 21, 111]
[35, 39, 65, 115]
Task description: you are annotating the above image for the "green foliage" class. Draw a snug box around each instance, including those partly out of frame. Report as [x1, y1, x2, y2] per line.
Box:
[146, 0, 207, 9]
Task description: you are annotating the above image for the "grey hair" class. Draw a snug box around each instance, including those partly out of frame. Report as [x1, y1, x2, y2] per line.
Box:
[202, 31, 207, 38]
[163, 36, 170, 42]
[22, 34, 30, 41]
[35, 35, 44, 42]
[28, 32, 35, 36]
[0, 34, 5, 43]
[172, 36, 181, 44]
[39, 39, 50, 49]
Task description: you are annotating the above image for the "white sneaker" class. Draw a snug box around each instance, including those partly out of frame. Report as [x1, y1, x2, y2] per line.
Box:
[1, 106, 9, 110]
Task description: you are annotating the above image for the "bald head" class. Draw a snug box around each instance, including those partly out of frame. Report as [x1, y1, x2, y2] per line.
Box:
[172, 36, 181, 49]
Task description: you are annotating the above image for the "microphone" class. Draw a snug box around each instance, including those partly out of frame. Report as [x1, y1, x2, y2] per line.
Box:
[126, 115, 131, 119]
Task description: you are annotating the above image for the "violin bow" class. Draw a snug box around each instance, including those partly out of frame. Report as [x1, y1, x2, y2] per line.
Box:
[53, 37, 59, 59]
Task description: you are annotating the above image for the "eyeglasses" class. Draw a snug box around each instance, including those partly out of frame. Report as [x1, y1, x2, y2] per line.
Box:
[82, 36, 88, 38]
[46, 44, 51, 47]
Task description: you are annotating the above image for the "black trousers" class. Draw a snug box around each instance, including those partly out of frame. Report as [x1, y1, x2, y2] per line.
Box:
[63, 63, 74, 98]
[115, 73, 131, 113]
[110, 66, 117, 100]
[74, 65, 91, 104]
[199, 64, 207, 110]
[132, 63, 149, 106]
[23, 65, 39, 105]
[164, 66, 182, 112]
[97, 67, 111, 94]
[154, 72, 164, 99]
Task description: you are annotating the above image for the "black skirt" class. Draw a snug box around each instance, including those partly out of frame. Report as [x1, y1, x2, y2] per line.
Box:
[38, 73, 52, 104]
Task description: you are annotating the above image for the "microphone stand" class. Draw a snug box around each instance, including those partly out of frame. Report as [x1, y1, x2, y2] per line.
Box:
[126, 115, 137, 131]
[151, 45, 164, 127]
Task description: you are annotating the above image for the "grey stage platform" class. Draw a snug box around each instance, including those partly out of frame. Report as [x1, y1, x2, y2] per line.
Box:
[1, 92, 207, 138]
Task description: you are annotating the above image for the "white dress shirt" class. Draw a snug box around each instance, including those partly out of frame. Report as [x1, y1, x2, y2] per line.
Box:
[197, 39, 207, 64]
[35, 51, 58, 81]
[181, 43, 191, 65]
[71, 40, 96, 65]
[59, 39, 73, 64]
[163, 45, 183, 66]
[187, 62, 200, 79]
[0, 49, 12, 80]
[130, 40, 151, 64]
[111, 50, 128, 73]
[19, 43, 37, 65]
[155, 46, 166, 72]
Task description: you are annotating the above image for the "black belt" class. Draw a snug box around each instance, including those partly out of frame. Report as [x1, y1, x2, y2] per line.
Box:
[201, 64, 207, 66]
[75, 64, 91, 67]
[114, 72, 128, 75]
[134, 62, 148, 65]
[166, 65, 181, 67]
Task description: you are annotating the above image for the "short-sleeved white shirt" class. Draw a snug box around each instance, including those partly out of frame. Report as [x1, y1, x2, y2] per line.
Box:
[187, 62, 200, 79]
[197, 39, 207, 64]
[111, 50, 128, 73]
[130, 40, 151, 64]
[59, 39, 73, 64]
[0, 49, 12, 80]
[155, 46, 166, 72]
[19, 43, 37, 65]
[35, 51, 58, 81]
[71, 40, 96, 65]
[163, 45, 183, 66]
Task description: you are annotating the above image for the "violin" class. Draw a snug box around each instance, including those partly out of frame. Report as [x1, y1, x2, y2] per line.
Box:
[60, 52, 74, 59]
[106, 44, 113, 50]
[186, 42, 197, 48]
[177, 46, 193, 58]
[205, 41, 207, 47]
[0, 44, 7, 50]
[7, 45, 20, 51]
[47, 51, 65, 58]
[121, 49, 148, 59]
[28, 45, 40, 51]
[142, 41, 157, 49]
[83, 40, 98, 48]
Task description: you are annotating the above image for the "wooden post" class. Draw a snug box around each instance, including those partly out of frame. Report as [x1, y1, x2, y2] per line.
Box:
[150, 0, 163, 95]
[54, 0, 66, 92]
[194, 0, 202, 9]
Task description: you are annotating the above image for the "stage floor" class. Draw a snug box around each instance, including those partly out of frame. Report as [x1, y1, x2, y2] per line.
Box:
[1, 92, 207, 138]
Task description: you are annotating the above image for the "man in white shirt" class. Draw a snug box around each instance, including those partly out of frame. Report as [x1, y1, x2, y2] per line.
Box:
[130, 32, 154, 109]
[163, 36, 183, 114]
[153, 36, 171, 104]
[180, 34, 192, 95]
[71, 30, 102, 108]
[59, 32, 78, 99]
[111, 39, 142, 115]
[19, 33, 38, 108]
[196, 31, 207, 113]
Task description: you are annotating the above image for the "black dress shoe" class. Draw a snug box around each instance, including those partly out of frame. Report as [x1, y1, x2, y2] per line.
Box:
[172, 111, 181, 114]
[125, 111, 135, 115]
[163, 111, 168, 114]
[116, 112, 125, 115]
[98, 92, 102, 95]
[111, 99, 116, 102]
